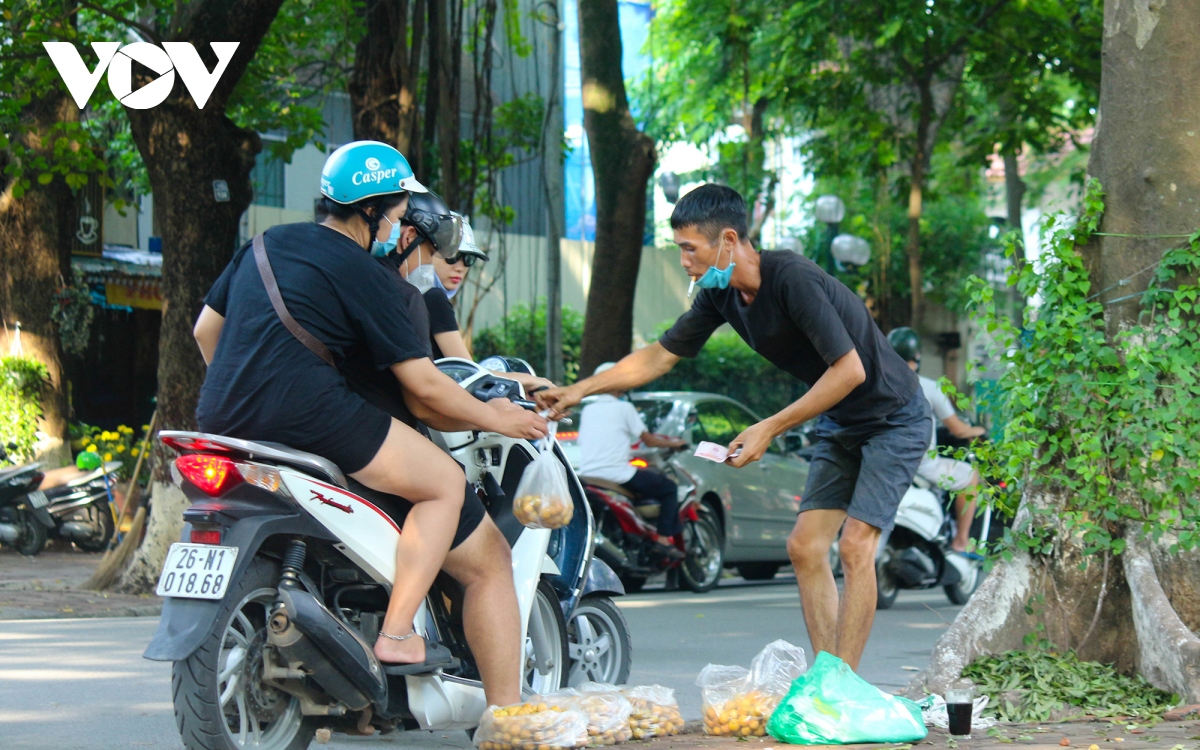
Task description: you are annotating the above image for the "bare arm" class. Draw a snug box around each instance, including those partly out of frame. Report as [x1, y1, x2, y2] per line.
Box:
[726, 349, 866, 468]
[944, 414, 986, 439]
[193, 305, 225, 365]
[390, 358, 548, 439]
[536, 343, 681, 417]
[641, 432, 688, 449]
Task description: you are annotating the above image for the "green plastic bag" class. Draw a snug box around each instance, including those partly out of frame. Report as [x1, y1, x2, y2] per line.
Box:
[766, 652, 928, 745]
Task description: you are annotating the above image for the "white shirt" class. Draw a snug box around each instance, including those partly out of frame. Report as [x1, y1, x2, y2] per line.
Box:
[577, 395, 647, 485]
[918, 375, 957, 451]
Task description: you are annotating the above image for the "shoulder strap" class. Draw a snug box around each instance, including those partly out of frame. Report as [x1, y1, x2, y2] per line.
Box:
[252, 232, 337, 368]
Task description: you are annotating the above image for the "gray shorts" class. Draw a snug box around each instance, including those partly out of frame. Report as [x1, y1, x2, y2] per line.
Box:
[799, 390, 932, 532]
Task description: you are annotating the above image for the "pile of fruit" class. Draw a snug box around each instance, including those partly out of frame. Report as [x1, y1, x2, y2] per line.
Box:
[474, 701, 588, 750]
[623, 687, 685, 739]
[513, 493, 574, 529]
[542, 690, 632, 746]
[702, 689, 779, 737]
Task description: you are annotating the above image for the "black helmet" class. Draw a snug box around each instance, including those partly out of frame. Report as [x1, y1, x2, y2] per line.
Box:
[399, 190, 462, 259]
[887, 327, 921, 363]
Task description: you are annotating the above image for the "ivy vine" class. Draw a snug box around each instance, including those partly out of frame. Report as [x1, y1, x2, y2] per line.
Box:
[50, 278, 95, 357]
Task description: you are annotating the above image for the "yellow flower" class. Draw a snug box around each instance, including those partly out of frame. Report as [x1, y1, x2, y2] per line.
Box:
[131, 448, 139, 457]
[141, 424, 150, 432]
[116, 444, 125, 453]
[86, 444, 97, 453]
[103, 452, 112, 461]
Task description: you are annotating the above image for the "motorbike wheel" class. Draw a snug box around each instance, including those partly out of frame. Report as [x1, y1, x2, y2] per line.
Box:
[72, 502, 116, 553]
[875, 544, 899, 610]
[14, 509, 47, 556]
[566, 595, 632, 686]
[680, 508, 724, 594]
[172, 556, 314, 750]
[736, 562, 781, 581]
[944, 561, 982, 605]
[525, 579, 569, 694]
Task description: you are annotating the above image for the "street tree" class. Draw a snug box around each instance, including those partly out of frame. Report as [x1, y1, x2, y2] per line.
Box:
[577, 0, 656, 374]
[915, 0, 1200, 701]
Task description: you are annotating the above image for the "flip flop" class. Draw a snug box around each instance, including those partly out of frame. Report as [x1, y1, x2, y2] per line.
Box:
[380, 637, 458, 676]
[956, 550, 985, 561]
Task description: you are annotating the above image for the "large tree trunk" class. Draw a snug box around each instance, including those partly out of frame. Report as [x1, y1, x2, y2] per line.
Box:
[348, 0, 425, 155]
[915, 0, 1200, 700]
[116, 0, 284, 592]
[0, 92, 76, 465]
[577, 0, 656, 375]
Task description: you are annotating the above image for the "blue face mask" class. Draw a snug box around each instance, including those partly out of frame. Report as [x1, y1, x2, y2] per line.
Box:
[370, 215, 401, 257]
[432, 269, 458, 300]
[694, 240, 735, 290]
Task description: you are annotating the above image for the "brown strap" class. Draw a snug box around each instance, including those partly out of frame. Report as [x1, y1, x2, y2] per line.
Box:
[252, 233, 337, 368]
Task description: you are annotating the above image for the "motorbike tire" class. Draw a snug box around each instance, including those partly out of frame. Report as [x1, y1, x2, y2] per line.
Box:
[72, 502, 116, 553]
[14, 509, 47, 556]
[875, 545, 900, 610]
[944, 563, 982, 605]
[736, 562, 781, 581]
[680, 508, 724, 594]
[525, 579, 570, 694]
[566, 595, 632, 686]
[172, 556, 315, 750]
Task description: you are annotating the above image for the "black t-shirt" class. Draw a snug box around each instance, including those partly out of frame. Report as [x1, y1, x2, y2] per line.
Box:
[196, 223, 428, 447]
[341, 254, 432, 430]
[423, 288, 459, 360]
[659, 251, 917, 426]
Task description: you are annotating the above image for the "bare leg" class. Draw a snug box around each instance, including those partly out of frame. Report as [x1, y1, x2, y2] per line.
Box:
[787, 509, 848, 658]
[835, 517, 882, 670]
[442, 516, 522, 706]
[351, 418, 466, 664]
[952, 471, 981, 552]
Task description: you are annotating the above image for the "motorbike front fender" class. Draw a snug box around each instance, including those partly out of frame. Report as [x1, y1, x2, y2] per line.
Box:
[143, 510, 334, 662]
[579, 556, 624, 598]
[29, 504, 54, 528]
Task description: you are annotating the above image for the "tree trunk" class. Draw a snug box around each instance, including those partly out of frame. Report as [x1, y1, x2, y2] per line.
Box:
[1003, 150, 1025, 235]
[915, 0, 1200, 699]
[116, 0, 284, 592]
[432, 0, 463, 209]
[348, 0, 425, 156]
[577, 0, 656, 375]
[0, 92, 76, 465]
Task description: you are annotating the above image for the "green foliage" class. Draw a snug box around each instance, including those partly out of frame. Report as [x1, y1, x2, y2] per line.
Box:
[50, 277, 95, 357]
[472, 301, 585, 384]
[962, 650, 1177, 722]
[646, 329, 803, 418]
[0, 356, 50, 462]
[461, 92, 547, 227]
[967, 179, 1200, 557]
[77, 423, 151, 482]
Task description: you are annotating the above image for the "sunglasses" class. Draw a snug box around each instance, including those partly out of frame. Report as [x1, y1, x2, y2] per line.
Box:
[440, 252, 482, 267]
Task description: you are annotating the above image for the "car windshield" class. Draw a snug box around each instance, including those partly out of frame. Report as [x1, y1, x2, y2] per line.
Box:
[631, 399, 675, 433]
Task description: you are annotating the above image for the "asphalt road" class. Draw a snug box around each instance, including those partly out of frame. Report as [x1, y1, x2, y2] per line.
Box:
[0, 574, 961, 749]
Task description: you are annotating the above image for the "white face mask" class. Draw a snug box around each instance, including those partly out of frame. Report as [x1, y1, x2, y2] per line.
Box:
[405, 246, 438, 293]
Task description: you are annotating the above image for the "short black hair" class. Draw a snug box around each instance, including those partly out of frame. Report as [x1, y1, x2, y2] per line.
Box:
[316, 192, 408, 222]
[669, 183, 748, 243]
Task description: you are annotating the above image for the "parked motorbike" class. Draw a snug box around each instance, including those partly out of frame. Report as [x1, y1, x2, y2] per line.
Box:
[144, 358, 631, 749]
[44, 458, 122, 552]
[0, 445, 51, 556]
[580, 448, 724, 594]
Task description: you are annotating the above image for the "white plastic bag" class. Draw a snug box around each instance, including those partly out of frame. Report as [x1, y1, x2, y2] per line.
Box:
[619, 684, 685, 739]
[474, 700, 589, 750]
[697, 640, 808, 737]
[512, 424, 574, 529]
[540, 685, 632, 746]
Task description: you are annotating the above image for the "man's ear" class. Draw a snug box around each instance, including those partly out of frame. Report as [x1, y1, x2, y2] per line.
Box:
[723, 227, 741, 247]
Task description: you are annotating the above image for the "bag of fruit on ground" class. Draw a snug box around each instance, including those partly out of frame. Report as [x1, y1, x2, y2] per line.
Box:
[620, 684, 685, 739]
[474, 700, 588, 750]
[539, 685, 632, 746]
[697, 640, 808, 738]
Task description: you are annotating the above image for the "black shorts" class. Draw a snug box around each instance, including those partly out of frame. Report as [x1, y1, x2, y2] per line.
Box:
[349, 478, 487, 550]
[799, 390, 932, 532]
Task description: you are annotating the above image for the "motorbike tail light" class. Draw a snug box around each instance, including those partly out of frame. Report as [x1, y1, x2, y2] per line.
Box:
[236, 462, 287, 495]
[556, 431, 578, 441]
[190, 528, 222, 545]
[175, 454, 242, 497]
[629, 458, 648, 468]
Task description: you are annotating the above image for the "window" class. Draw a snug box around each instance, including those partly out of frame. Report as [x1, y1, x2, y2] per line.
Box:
[251, 150, 284, 207]
[631, 399, 676, 433]
[692, 400, 782, 454]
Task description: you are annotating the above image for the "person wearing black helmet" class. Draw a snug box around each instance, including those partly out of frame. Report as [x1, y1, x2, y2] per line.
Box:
[536, 184, 931, 671]
[887, 327, 986, 555]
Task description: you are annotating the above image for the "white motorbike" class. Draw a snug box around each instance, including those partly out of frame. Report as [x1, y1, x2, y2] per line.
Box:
[144, 359, 629, 749]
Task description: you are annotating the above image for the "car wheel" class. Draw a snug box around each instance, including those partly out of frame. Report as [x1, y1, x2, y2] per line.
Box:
[736, 563, 780, 581]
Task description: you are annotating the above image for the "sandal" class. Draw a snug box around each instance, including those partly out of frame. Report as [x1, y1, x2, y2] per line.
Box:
[377, 632, 458, 675]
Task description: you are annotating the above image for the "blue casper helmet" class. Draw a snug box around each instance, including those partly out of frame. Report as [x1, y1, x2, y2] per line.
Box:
[320, 141, 428, 204]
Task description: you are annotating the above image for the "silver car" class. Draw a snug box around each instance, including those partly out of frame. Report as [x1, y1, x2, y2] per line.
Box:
[559, 392, 809, 582]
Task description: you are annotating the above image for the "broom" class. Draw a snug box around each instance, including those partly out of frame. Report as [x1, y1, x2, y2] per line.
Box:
[83, 411, 157, 591]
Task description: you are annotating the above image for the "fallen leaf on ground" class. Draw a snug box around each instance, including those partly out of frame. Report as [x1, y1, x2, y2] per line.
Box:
[1060, 739, 1070, 746]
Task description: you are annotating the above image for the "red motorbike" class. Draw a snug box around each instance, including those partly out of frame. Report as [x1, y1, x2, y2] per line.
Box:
[579, 449, 724, 594]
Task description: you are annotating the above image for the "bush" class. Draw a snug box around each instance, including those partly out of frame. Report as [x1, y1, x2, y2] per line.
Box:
[76, 423, 152, 482]
[0, 356, 50, 462]
[472, 300, 585, 383]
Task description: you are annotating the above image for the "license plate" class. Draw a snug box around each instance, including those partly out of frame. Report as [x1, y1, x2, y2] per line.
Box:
[26, 490, 48, 509]
[156, 543, 239, 600]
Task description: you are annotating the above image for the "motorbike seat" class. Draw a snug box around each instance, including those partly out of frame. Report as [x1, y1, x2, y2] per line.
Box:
[580, 476, 661, 519]
[0, 463, 41, 485]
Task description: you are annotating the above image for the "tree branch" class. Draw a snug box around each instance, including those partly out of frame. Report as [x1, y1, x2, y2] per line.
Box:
[930, 0, 1013, 70]
[75, 1, 163, 45]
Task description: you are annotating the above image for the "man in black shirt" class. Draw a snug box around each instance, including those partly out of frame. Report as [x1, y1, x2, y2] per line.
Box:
[537, 184, 931, 670]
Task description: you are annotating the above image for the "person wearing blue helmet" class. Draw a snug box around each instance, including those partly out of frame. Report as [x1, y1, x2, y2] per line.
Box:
[192, 141, 545, 705]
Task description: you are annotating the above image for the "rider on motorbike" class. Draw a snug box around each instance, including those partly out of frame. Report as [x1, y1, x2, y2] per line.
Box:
[887, 327, 985, 555]
[576, 362, 688, 560]
[192, 141, 546, 706]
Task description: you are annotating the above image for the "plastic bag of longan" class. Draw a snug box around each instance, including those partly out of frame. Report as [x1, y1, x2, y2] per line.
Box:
[617, 684, 685, 739]
[696, 640, 808, 738]
[511, 425, 575, 530]
[474, 701, 589, 750]
[538, 686, 632, 746]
